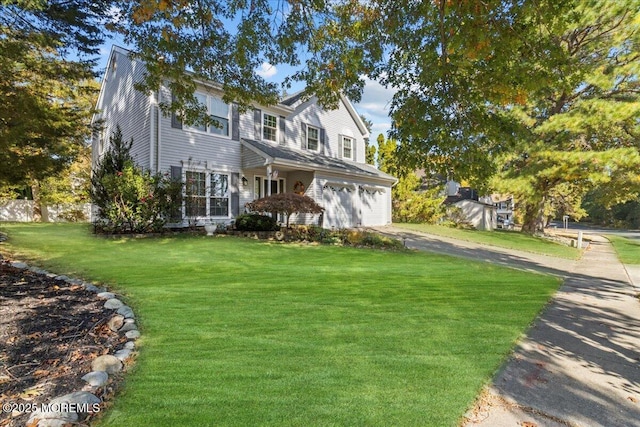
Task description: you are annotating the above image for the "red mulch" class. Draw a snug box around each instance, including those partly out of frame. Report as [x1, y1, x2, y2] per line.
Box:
[0, 261, 125, 427]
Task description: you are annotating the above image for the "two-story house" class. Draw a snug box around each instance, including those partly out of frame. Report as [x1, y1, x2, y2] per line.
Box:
[92, 46, 396, 229]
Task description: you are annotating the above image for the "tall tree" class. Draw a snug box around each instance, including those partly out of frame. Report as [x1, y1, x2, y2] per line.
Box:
[493, 0, 640, 231]
[114, 0, 383, 123]
[376, 133, 445, 223]
[0, 0, 113, 204]
[362, 0, 640, 232]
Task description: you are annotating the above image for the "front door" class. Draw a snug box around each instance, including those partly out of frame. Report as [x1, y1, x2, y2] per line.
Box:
[253, 176, 285, 199]
[254, 176, 286, 222]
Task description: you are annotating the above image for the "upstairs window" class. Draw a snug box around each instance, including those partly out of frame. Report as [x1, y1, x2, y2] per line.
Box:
[341, 136, 354, 160]
[263, 113, 277, 142]
[209, 97, 229, 136]
[307, 126, 319, 151]
[185, 92, 230, 137]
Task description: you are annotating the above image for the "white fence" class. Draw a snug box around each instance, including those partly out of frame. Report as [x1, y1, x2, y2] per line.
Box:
[0, 200, 92, 222]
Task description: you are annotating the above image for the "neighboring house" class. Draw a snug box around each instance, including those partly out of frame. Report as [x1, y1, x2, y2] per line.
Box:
[492, 195, 515, 228]
[92, 46, 396, 229]
[444, 181, 497, 231]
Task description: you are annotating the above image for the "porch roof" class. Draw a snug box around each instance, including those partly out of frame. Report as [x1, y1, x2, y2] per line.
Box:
[240, 138, 397, 184]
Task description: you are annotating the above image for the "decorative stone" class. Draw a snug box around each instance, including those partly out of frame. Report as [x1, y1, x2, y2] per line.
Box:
[116, 305, 135, 319]
[107, 315, 125, 332]
[124, 341, 135, 350]
[81, 371, 109, 387]
[54, 275, 70, 282]
[104, 298, 124, 310]
[123, 317, 135, 324]
[84, 284, 104, 293]
[49, 391, 101, 418]
[27, 409, 78, 427]
[10, 261, 28, 269]
[125, 330, 140, 339]
[97, 291, 116, 300]
[119, 322, 137, 332]
[114, 349, 132, 361]
[91, 355, 122, 374]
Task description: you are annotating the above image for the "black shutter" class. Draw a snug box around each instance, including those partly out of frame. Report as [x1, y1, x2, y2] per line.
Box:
[319, 128, 326, 155]
[170, 166, 183, 222]
[279, 116, 286, 145]
[170, 165, 182, 181]
[231, 104, 240, 141]
[170, 93, 182, 129]
[301, 123, 307, 150]
[353, 138, 357, 161]
[254, 109, 261, 140]
[230, 173, 240, 217]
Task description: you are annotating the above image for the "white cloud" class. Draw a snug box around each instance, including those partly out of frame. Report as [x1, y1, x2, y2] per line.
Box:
[354, 77, 396, 141]
[256, 62, 278, 79]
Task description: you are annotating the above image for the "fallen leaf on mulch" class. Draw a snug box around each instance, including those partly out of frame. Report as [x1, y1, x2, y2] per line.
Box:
[0, 261, 123, 427]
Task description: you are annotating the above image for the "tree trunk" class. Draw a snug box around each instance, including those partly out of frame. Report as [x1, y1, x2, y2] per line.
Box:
[521, 196, 547, 234]
[30, 179, 43, 222]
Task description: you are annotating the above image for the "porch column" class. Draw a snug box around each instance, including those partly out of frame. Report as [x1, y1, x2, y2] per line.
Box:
[267, 165, 272, 196]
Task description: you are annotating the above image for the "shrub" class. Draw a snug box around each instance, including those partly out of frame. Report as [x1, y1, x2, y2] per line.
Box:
[245, 193, 323, 228]
[91, 126, 182, 234]
[234, 213, 279, 231]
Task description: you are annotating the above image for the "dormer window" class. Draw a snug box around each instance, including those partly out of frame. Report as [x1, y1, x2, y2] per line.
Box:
[263, 113, 277, 142]
[307, 126, 319, 151]
[341, 136, 354, 160]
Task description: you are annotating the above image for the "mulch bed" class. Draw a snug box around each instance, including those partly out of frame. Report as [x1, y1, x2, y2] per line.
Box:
[0, 261, 124, 427]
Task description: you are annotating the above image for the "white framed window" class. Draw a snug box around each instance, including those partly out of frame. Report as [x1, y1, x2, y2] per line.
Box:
[263, 113, 277, 142]
[209, 97, 229, 136]
[341, 136, 354, 160]
[185, 92, 230, 137]
[185, 171, 207, 217]
[210, 173, 229, 216]
[307, 125, 320, 151]
[184, 170, 230, 218]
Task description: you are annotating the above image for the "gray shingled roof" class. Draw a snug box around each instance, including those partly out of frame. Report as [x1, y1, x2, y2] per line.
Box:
[241, 138, 396, 183]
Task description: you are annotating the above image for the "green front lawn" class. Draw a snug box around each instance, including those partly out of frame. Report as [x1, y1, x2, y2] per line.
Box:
[394, 223, 581, 260]
[608, 235, 640, 264]
[1, 224, 560, 426]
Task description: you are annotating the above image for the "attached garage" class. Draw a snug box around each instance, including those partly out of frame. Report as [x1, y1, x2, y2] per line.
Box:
[322, 183, 355, 229]
[359, 185, 388, 227]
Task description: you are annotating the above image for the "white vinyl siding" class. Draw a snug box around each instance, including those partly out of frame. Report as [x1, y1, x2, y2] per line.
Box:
[93, 48, 151, 170]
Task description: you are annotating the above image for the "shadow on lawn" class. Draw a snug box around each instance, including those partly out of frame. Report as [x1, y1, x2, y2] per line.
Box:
[382, 228, 640, 426]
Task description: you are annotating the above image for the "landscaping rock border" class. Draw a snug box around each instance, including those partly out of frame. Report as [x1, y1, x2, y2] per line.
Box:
[4, 260, 140, 427]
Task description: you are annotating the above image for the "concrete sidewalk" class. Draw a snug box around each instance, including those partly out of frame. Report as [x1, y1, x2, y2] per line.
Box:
[374, 226, 640, 427]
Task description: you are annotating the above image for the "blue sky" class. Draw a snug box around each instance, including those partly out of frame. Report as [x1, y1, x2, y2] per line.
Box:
[97, 33, 394, 144]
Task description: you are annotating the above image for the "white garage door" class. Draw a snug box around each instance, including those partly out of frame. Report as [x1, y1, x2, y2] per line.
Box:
[322, 185, 353, 229]
[359, 186, 389, 226]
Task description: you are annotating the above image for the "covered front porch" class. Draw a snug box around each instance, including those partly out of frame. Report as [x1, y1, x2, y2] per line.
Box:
[240, 138, 396, 228]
